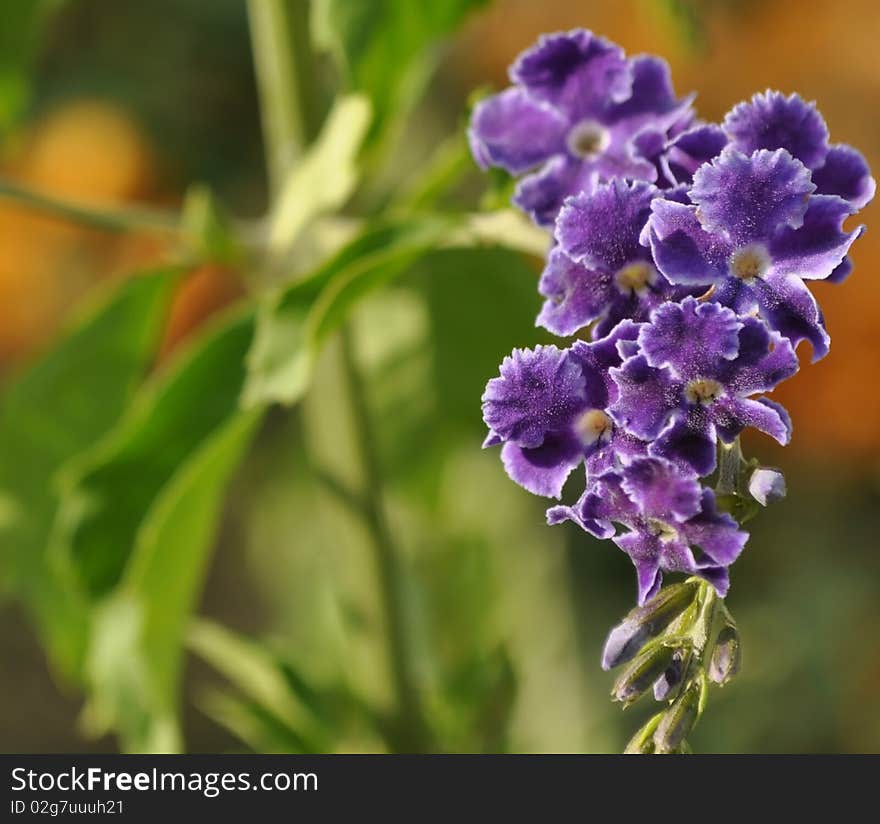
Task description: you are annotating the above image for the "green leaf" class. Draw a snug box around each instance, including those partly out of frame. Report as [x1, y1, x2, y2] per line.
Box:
[312, 0, 488, 144]
[0, 0, 66, 129]
[83, 408, 262, 753]
[187, 618, 329, 751]
[243, 217, 452, 407]
[54, 309, 256, 598]
[0, 269, 178, 679]
[244, 212, 546, 409]
[268, 93, 372, 255]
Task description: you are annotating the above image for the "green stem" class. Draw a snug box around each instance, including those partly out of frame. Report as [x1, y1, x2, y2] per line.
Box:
[246, 0, 430, 751]
[247, 0, 325, 198]
[339, 325, 431, 751]
[716, 438, 743, 496]
[0, 178, 181, 236]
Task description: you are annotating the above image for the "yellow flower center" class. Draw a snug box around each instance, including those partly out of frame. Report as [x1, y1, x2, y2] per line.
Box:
[614, 261, 656, 295]
[647, 518, 679, 542]
[685, 377, 723, 405]
[575, 409, 612, 445]
[729, 244, 770, 282]
[567, 120, 610, 159]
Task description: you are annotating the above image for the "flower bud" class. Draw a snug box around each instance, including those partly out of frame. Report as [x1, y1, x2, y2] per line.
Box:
[708, 624, 742, 685]
[624, 712, 663, 754]
[612, 644, 676, 705]
[653, 678, 702, 754]
[748, 467, 786, 506]
[601, 580, 698, 671]
[653, 648, 691, 702]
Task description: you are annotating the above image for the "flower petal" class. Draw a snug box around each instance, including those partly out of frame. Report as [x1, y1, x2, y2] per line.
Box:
[754, 273, 830, 361]
[621, 457, 702, 521]
[769, 195, 864, 281]
[468, 88, 568, 173]
[555, 178, 657, 269]
[501, 435, 583, 498]
[711, 396, 792, 445]
[511, 29, 631, 119]
[609, 354, 680, 440]
[723, 91, 829, 170]
[482, 346, 586, 447]
[514, 155, 596, 226]
[536, 247, 612, 336]
[812, 144, 876, 209]
[689, 148, 815, 244]
[647, 198, 732, 286]
[649, 407, 717, 476]
[638, 297, 742, 379]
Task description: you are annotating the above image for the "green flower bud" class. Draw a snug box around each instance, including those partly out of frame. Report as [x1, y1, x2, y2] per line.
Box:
[624, 712, 664, 754]
[708, 624, 742, 685]
[653, 678, 702, 754]
[602, 580, 699, 670]
[612, 644, 677, 705]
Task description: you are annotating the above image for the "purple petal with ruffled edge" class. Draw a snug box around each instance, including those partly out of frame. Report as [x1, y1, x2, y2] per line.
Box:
[638, 297, 742, 379]
[536, 247, 612, 336]
[662, 124, 728, 185]
[650, 408, 717, 476]
[501, 436, 582, 498]
[812, 144, 876, 209]
[690, 148, 815, 243]
[719, 317, 799, 394]
[681, 489, 748, 567]
[769, 195, 863, 280]
[827, 256, 853, 284]
[711, 396, 792, 445]
[468, 88, 568, 174]
[609, 354, 680, 440]
[754, 273, 830, 361]
[511, 29, 632, 119]
[514, 156, 597, 227]
[570, 319, 641, 403]
[647, 198, 732, 286]
[586, 429, 648, 477]
[482, 345, 587, 448]
[723, 91, 829, 170]
[620, 457, 701, 521]
[556, 179, 658, 268]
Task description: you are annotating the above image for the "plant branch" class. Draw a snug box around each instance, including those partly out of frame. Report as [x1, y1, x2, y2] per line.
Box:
[339, 324, 431, 751]
[0, 178, 181, 236]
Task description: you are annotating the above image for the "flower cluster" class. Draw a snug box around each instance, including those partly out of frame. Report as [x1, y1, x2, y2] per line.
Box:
[473, 30, 873, 605]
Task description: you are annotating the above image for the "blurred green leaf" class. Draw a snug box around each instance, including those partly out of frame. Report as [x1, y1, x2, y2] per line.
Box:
[268, 93, 372, 255]
[0, 0, 65, 130]
[55, 309, 256, 597]
[244, 217, 451, 407]
[0, 269, 178, 680]
[188, 618, 329, 752]
[312, 0, 488, 145]
[83, 408, 262, 753]
[245, 213, 545, 409]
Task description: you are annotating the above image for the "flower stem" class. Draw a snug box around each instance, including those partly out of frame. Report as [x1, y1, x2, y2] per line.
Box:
[246, 0, 430, 751]
[338, 324, 431, 751]
[247, 0, 325, 198]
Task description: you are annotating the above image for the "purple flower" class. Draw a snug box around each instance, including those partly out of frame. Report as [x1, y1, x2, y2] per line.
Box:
[481, 322, 644, 497]
[468, 30, 694, 226]
[548, 457, 747, 603]
[538, 179, 698, 338]
[647, 147, 865, 359]
[723, 91, 875, 209]
[609, 298, 797, 476]
[659, 124, 729, 186]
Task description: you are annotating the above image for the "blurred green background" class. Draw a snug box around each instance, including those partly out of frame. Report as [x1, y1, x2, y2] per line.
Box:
[1, 0, 879, 754]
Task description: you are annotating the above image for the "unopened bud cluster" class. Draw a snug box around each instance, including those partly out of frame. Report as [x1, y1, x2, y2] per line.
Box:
[602, 578, 740, 754]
